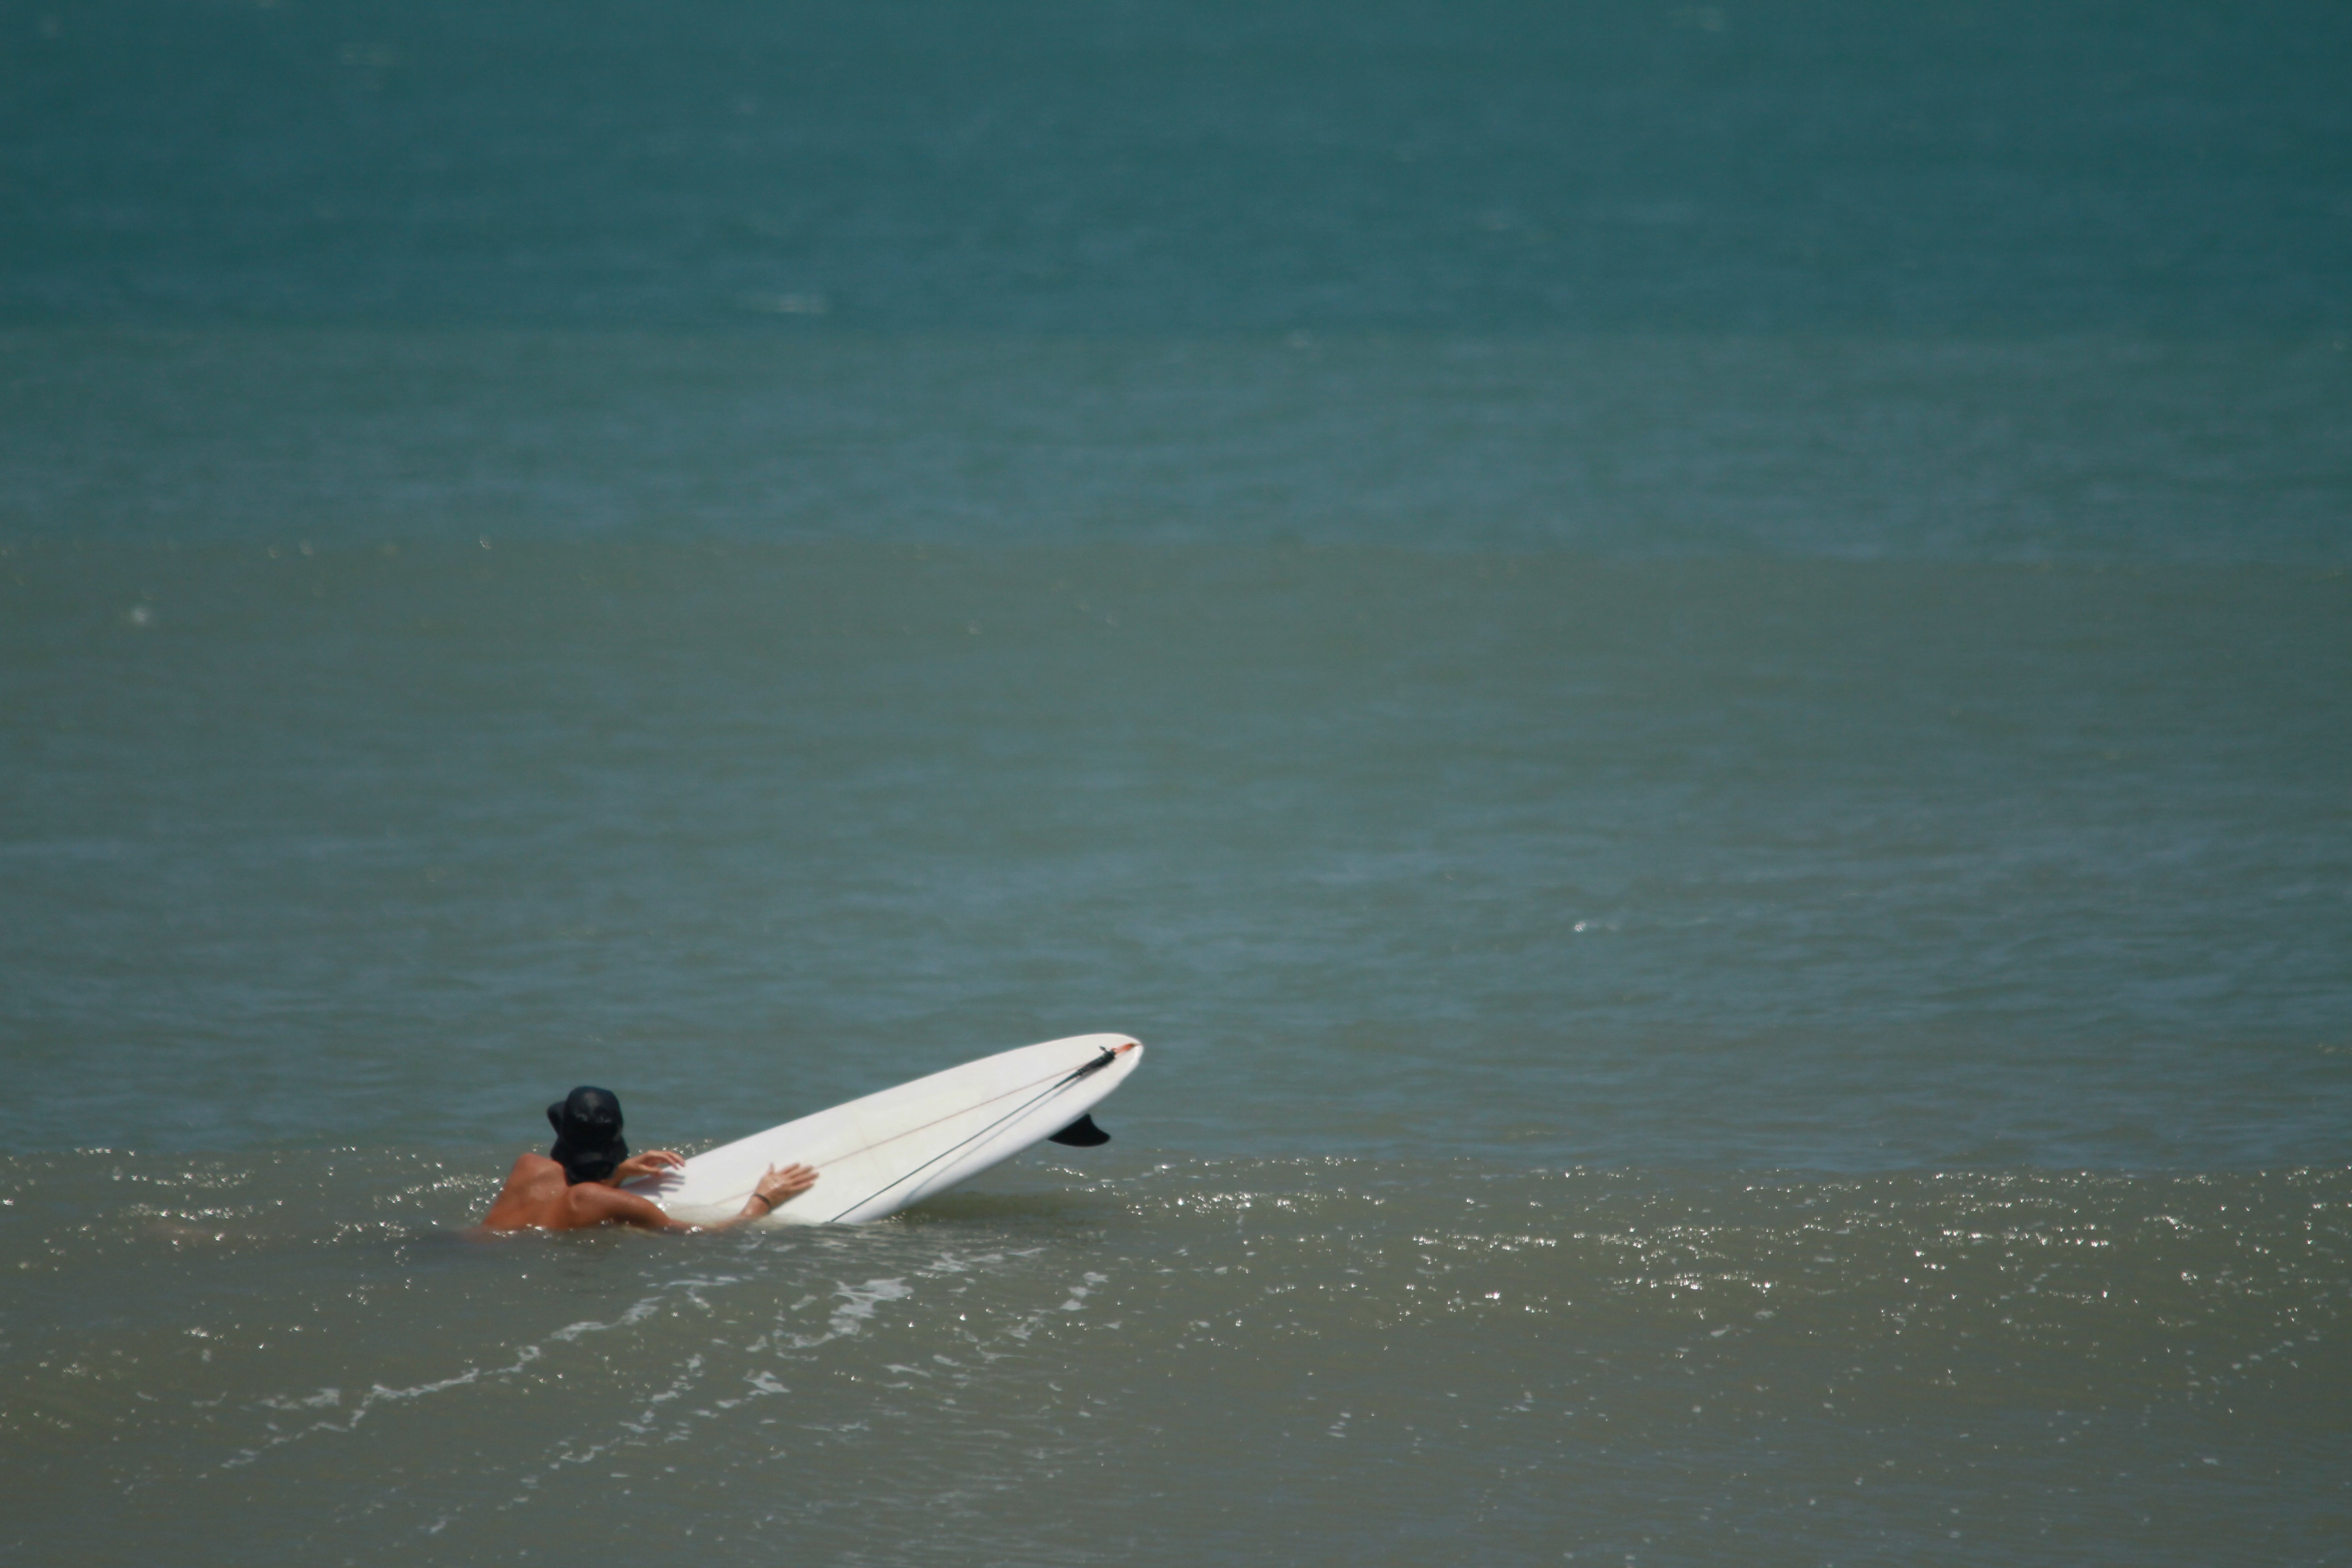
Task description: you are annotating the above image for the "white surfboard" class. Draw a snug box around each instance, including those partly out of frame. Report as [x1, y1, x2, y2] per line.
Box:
[624, 1034, 1143, 1226]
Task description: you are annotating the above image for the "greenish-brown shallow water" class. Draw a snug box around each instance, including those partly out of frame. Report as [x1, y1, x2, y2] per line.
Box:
[6, 1152, 2347, 1565]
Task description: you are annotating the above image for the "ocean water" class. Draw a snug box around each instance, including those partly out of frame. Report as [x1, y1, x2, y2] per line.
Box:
[5, 2, 2351, 1564]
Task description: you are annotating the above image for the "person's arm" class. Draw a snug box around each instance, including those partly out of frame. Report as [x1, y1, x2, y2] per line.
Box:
[720, 1163, 818, 1227]
[584, 1163, 818, 1233]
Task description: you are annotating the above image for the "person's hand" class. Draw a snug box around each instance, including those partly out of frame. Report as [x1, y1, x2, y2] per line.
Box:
[615, 1149, 687, 1182]
[753, 1163, 818, 1212]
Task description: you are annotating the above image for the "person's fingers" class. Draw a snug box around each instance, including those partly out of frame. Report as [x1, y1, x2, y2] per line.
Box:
[747, 1164, 818, 1208]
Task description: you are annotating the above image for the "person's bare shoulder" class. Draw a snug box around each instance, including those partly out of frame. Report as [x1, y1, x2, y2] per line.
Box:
[480, 1152, 566, 1231]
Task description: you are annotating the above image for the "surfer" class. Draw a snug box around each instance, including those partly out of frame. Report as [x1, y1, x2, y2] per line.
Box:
[480, 1085, 817, 1234]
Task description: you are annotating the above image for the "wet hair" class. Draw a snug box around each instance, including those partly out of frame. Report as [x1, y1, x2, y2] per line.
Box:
[546, 1086, 629, 1185]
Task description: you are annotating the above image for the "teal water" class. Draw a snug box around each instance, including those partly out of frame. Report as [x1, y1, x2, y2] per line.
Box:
[6, 0, 2349, 334]
[5, 1, 2351, 1563]
[5, 542, 2349, 1167]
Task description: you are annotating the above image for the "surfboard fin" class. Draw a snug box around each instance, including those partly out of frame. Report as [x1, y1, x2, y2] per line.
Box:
[1048, 1113, 1110, 1147]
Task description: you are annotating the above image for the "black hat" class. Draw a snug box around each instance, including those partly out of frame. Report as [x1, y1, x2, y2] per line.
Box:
[547, 1086, 629, 1185]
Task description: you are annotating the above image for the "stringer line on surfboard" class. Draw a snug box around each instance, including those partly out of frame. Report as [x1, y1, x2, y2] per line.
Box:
[683, 1045, 1130, 1212]
[816, 1042, 1132, 1223]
